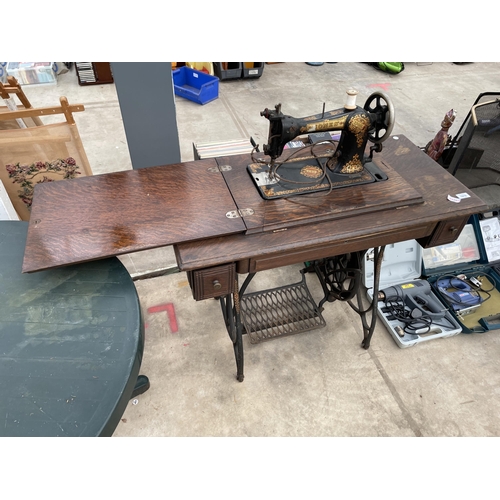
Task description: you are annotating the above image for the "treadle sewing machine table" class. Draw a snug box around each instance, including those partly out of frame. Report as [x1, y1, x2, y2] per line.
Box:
[23, 135, 487, 381]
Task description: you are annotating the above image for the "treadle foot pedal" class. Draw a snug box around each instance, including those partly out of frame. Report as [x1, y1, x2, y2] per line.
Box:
[240, 274, 326, 344]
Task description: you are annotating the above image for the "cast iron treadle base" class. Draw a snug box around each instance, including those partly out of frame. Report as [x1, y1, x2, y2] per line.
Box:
[240, 274, 326, 344]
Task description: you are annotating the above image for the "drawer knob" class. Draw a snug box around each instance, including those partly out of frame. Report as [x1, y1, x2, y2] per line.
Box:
[212, 279, 222, 290]
[450, 226, 458, 234]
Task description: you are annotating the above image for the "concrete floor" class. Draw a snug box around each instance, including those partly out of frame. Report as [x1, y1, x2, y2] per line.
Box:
[14, 62, 500, 437]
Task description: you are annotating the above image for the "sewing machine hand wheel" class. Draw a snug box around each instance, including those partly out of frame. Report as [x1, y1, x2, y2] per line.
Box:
[364, 91, 395, 144]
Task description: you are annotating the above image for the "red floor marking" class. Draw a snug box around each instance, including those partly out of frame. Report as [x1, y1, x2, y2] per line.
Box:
[147, 302, 178, 333]
[165, 303, 178, 333]
[147, 303, 171, 313]
[367, 83, 391, 92]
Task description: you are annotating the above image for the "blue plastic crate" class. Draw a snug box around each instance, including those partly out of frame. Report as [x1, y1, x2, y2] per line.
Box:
[172, 66, 219, 105]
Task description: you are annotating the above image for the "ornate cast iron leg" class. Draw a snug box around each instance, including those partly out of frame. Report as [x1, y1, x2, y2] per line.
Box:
[308, 252, 364, 310]
[347, 246, 385, 349]
[308, 247, 385, 349]
[218, 273, 256, 382]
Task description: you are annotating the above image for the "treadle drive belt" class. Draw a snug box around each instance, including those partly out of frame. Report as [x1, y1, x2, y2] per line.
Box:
[240, 274, 326, 344]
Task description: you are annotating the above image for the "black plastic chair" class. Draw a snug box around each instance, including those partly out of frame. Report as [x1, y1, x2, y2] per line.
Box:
[444, 92, 500, 211]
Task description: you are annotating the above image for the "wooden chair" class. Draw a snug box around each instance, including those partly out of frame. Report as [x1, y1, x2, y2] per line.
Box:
[0, 96, 93, 220]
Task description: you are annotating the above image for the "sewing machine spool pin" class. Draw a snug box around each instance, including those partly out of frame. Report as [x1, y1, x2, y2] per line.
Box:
[345, 88, 358, 110]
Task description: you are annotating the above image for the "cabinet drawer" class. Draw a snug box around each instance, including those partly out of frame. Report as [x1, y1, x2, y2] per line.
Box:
[187, 263, 236, 300]
[242, 223, 435, 273]
[420, 217, 468, 248]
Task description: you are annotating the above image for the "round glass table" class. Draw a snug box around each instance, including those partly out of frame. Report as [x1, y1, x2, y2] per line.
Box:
[0, 221, 146, 436]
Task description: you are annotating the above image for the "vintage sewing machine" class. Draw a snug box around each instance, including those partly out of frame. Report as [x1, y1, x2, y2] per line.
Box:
[248, 89, 395, 199]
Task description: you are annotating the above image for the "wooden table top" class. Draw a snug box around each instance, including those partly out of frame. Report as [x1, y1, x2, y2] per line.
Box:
[175, 135, 488, 272]
[23, 158, 246, 272]
[221, 146, 424, 233]
[22, 135, 487, 274]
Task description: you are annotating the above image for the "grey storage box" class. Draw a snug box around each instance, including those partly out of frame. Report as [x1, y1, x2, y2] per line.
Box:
[213, 62, 242, 80]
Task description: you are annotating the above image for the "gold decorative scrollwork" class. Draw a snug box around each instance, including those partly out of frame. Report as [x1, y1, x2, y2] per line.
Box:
[249, 163, 263, 173]
[300, 165, 323, 178]
[233, 282, 240, 313]
[300, 116, 347, 134]
[349, 114, 371, 147]
[340, 154, 363, 173]
[263, 184, 325, 197]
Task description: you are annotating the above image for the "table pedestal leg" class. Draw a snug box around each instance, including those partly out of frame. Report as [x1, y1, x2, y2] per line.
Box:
[218, 273, 256, 382]
[130, 375, 150, 399]
[347, 246, 385, 348]
[309, 247, 385, 348]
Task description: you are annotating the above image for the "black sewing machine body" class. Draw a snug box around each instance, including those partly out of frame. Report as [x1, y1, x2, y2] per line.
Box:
[248, 91, 395, 200]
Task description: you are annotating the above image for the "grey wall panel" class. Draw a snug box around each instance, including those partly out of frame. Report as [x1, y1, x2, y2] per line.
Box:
[111, 62, 181, 169]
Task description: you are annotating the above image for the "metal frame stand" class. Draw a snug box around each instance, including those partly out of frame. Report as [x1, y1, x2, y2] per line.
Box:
[218, 273, 255, 382]
[308, 247, 385, 348]
[218, 247, 385, 382]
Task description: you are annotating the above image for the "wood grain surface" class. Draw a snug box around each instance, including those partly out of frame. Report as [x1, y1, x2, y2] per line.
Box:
[23, 159, 246, 272]
[23, 135, 488, 274]
[220, 150, 423, 233]
[175, 135, 488, 272]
